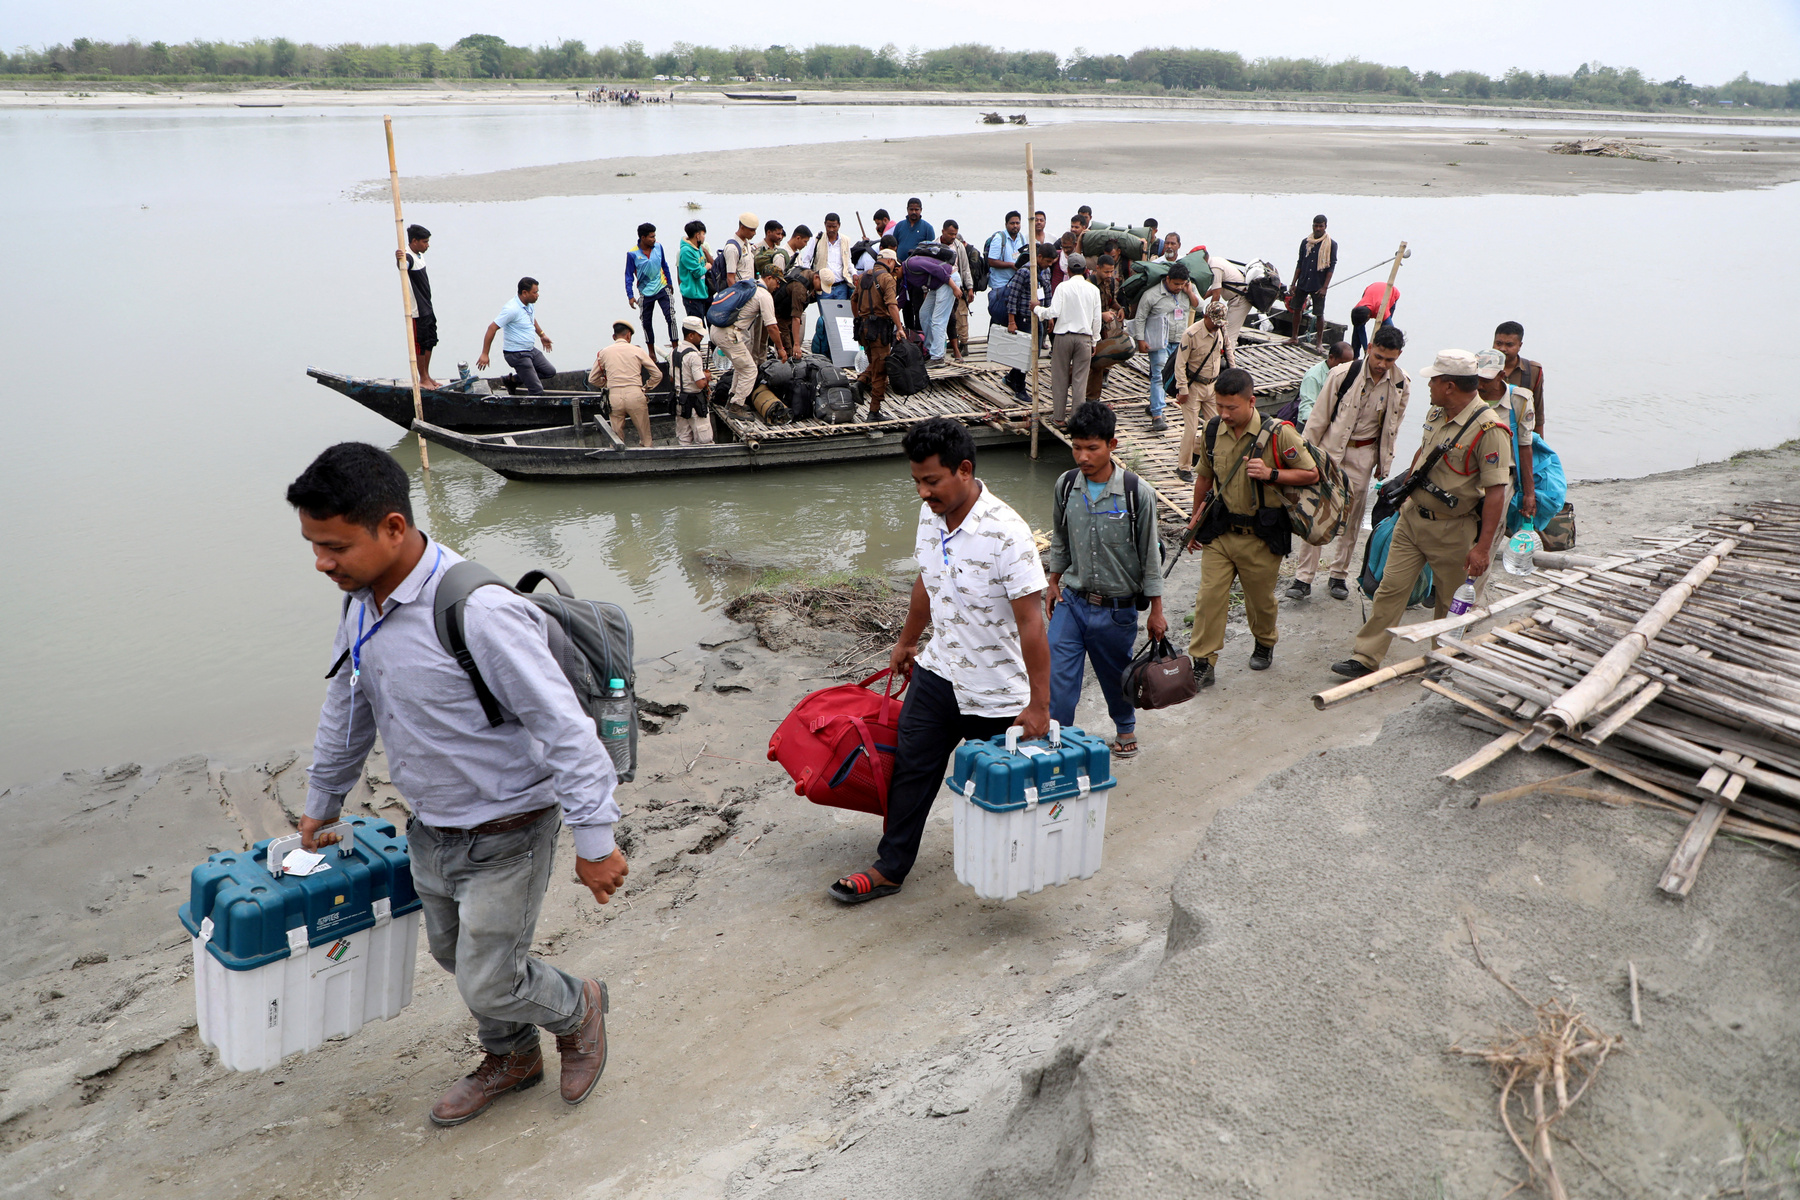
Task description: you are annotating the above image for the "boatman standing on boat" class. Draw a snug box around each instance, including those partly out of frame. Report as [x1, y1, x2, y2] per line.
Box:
[477, 278, 555, 396]
[396, 224, 439, 390]
[1288, 215, 1336, 351]
[290, 442, 626, 1129]
[828, 418, 1050, 905]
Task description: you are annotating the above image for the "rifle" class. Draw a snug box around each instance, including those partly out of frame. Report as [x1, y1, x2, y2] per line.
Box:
[856, 211, 868, 240]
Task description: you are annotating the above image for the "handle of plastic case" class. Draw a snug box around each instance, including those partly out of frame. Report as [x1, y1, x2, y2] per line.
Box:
[265, 822, 356, 877]
[1004, 720, 1062, 755]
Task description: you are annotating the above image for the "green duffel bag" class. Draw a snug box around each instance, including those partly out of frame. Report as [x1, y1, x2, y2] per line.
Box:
[1079, 226, 1147, 262]
[1116, 250, 1213, 309]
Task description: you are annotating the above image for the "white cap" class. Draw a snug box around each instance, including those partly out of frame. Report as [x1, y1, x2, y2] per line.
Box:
[1422, 349, 1480, 379]
[1474, 348, 1506, 379]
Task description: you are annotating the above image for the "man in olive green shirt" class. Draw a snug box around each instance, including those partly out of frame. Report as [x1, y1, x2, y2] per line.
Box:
[1045, 402, 1167, 757]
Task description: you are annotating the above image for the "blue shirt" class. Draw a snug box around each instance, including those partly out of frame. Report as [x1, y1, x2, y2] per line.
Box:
[495, 297, 537, 352]
[625, 244, 670, 299]
[984, 229, 1027, 293]
[892, 217, 935, 261]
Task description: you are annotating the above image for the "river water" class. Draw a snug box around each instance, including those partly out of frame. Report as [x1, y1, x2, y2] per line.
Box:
[2, 101, 1796, 784]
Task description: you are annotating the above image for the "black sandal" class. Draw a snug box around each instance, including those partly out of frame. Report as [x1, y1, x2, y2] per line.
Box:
[828, 871, 901, 904]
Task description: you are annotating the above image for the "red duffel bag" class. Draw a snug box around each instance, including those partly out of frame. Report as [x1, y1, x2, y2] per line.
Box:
[767, 669, 908, 816]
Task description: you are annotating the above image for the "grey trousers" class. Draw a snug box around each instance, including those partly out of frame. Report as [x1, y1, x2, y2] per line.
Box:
[408, 808, 586, 1056]
[1050, 333, 1092, 420]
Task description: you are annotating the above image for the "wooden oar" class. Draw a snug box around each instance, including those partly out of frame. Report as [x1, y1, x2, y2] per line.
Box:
[383, 115, 430, 470]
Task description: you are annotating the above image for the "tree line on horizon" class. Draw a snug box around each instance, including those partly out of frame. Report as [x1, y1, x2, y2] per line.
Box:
[7, 36, 1797, 110]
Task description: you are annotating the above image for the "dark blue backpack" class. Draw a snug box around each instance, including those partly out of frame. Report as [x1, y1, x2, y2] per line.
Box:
[706, 280, 758, 328]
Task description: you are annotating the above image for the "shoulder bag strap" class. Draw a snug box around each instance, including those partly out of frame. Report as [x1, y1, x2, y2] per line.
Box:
[1328, 358, 1364, 427]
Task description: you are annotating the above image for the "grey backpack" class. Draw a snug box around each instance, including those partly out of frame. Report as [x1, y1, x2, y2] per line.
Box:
[434, 562, 639, 782]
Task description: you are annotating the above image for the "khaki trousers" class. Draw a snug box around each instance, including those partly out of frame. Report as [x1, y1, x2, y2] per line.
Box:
[1050, 333, 1092, 420]
[1293, 441, 1378, 583]
[1187, 531, 1282, 665]
[712, 325, 758, 405]
[1175, 383, 1219, 470]
[609, 385, 653, 447]
[675, 394, 714, 445]
[1351, 506, 1480, 668]
[1224, 294, 1251, 348]
[857, 340, 891, 406]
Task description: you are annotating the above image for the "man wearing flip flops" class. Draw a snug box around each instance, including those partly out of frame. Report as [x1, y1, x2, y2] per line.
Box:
[829, 418, 1052, 904]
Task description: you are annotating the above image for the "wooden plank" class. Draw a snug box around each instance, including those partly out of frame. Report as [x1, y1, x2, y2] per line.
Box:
[1581, 680, 1666, 745]
[1441, 729, 1527, 782]
[1659, 800, 1729, 897]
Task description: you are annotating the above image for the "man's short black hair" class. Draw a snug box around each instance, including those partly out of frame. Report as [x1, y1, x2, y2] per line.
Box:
[1067, 401, 1115, 441]
[407, 223, 430, 241]
[906, 197, 922, 208]
[824, 211, 840, 223]
[684, 219, 705, 238]
[1005, 209, 1021, 222]
[1495, 320, 1524, 339]
[517, 276, 538, 295]
[1351, 305, 1372, 324]
[1215, 367, 1254, 398]
[764, 219, 784, 234]
[1372, 325, 1406, 352]
[1329, 341, 1353, 361]
[1444, 374, 1480, 392]
[1036, 242, 1057, 259]
[1078, 205, 1092, 216]
[1168, 263, 1191, 281]
[1313, 213, 1328, 224]
[903, 417, 975, 474]
[1142, 217, 1157, 229]
[793, 224, 812, 239]
[942, 218, 959, 233]
[879, 234, 898, 250]
[1097, 254, 1117, 272]
[636, 222, 656, 238]
[286, 443, 413, 533]
[873, 207, 890, 221]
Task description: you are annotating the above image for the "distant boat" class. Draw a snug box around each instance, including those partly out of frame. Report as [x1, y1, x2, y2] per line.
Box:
[236, 103, 284, 108]
[722, 92, 797, 102]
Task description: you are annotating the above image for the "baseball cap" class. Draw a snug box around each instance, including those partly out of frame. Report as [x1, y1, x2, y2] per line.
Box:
[682, 315, 705, 334]
[1066, 252, 1087, 272]
[1474, 349, 1506, 379]
[878, 248, 898, 263]
[1422, 349, 1480, 379]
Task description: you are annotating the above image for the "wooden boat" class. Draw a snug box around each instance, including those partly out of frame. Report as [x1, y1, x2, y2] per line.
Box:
[309, 366, 672, 434]
[721, 92, 797, 102]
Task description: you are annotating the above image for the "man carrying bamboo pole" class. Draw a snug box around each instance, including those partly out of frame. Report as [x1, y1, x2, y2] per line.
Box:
[1331, 350, 1512, 679]
[396, 224, 439, 389]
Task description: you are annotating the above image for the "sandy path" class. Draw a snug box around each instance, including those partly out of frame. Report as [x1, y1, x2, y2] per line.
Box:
[399, 121, 1800, 203]
[4, 442, 1798, 1197]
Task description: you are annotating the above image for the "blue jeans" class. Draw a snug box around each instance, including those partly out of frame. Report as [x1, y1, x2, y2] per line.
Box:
[811, 281, 852, 355]
[919, 282, 955, 360]
[1049, 592, 1140, 737]
[1147, 345, 1171, 417]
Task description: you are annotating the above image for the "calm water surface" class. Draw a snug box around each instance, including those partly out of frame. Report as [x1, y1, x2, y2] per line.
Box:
[2, 103, 1796, 783]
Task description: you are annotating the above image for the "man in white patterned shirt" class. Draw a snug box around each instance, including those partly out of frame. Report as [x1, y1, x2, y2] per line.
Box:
[828, 418, 1051, 904]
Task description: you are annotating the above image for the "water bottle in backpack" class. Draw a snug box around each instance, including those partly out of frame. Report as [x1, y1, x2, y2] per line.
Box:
[1447, 577, 1477, 616]
[599, 678, 633, 773]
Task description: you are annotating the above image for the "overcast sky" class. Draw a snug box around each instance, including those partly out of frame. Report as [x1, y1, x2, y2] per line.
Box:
[16, 0, 1800, 84]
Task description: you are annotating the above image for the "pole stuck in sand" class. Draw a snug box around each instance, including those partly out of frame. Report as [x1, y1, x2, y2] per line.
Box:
[383, 114, 431, 470]
[1025, 142, 1040, 459]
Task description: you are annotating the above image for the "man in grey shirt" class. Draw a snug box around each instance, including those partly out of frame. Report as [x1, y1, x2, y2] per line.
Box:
[290, 442, 629, 1128]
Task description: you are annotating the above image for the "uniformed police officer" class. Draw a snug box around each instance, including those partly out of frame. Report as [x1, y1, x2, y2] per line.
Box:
[1181, 367, 1319, 687]
[1173, 299, 1231, 483]
[1330, 349, 1513, 678]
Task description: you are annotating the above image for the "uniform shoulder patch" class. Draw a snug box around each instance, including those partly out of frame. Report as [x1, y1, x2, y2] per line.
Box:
[1485, 451, 1500, 465]
[1283, 446, 1299, 460]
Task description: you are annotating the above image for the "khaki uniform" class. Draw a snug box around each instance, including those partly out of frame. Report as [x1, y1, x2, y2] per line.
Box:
[854, 264, 900, 408]
[1188, 414, 1317, 665]
[1351, 401, 1514, 668]
[1172, 317, 1227, 470]
[1208, 256, 1251, 347]
[589, 340, 664, 448]
[673, 343, 713, 445]
[1293, 359, 1412, 584]
[1475, 385, 1536, 603]
[710, 286, 777, 407]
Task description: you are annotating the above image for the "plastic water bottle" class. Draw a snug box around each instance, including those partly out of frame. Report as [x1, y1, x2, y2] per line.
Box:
[1448, 577, 1478, 616]
[598, 678, 633, 772]
[457, 360, 472, 382]
[1504, 526, 1542, 576]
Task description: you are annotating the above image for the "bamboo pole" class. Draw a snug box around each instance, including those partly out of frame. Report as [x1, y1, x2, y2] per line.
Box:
[1026, 142, 1040, 459]
[1309, 618, 1536, 709]
[383, 115, 430, 470]
[1370, 241, 1406, 324]
[1523, 524, 1752, 748]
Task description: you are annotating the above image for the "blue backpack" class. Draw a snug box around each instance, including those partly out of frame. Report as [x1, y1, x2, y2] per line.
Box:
[1507, 421, 1567, 535]
[706, 279, 758, 328]
[1358, 512, 1436, 607]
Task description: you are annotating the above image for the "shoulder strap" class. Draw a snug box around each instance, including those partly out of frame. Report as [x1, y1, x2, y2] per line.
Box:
[432, 560, 514, 728]
[1328, 358, 1364, 427]
[324, 593, 354, 678]
[1055, 469, 1078, 535]
[1121, 469, 1140, 527]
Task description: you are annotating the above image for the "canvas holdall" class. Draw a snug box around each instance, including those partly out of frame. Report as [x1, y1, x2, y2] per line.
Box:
[767, 669, 908, 816]
[1119, 636, 1198, 710]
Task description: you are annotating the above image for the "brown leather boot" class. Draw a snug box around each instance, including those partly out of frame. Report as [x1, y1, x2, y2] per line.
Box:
[555, 979, 610, 1105]
[428, 1044, 543, 1127]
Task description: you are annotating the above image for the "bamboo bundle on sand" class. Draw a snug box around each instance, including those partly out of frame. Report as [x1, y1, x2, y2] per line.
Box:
[1324, 500, 1800, 896]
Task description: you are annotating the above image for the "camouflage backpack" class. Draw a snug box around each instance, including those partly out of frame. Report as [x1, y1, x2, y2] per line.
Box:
[1271, 426, 1354, 548]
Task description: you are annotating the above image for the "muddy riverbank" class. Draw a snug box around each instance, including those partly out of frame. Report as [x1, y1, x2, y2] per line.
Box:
[4, 444, 1799, 1197]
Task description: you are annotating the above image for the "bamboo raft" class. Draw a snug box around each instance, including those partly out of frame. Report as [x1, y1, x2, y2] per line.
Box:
[1313, 501, 1800, 896]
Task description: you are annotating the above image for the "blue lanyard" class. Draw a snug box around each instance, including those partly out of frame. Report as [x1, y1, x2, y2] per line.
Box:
[345, 547, 443, 746]
[939, 528, 959, 566]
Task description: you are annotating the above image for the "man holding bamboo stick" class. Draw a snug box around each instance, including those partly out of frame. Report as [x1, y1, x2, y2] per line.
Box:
[1331, 350, 1512, 679]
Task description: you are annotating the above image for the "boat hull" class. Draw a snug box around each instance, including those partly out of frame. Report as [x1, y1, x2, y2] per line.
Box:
[309, 368, 671, 434]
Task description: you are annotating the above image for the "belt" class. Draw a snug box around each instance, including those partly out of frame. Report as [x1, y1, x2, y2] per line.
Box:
[436, 805, 557, 836]
[1348, 436, 1378, 448]
[1413, 506, 1473, 522]
[1076, 591, 1136, 609]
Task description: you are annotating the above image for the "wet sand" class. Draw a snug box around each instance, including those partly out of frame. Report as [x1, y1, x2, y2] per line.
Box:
[5, 444, 1798, 1197]
[400, 120, 1800, 202]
